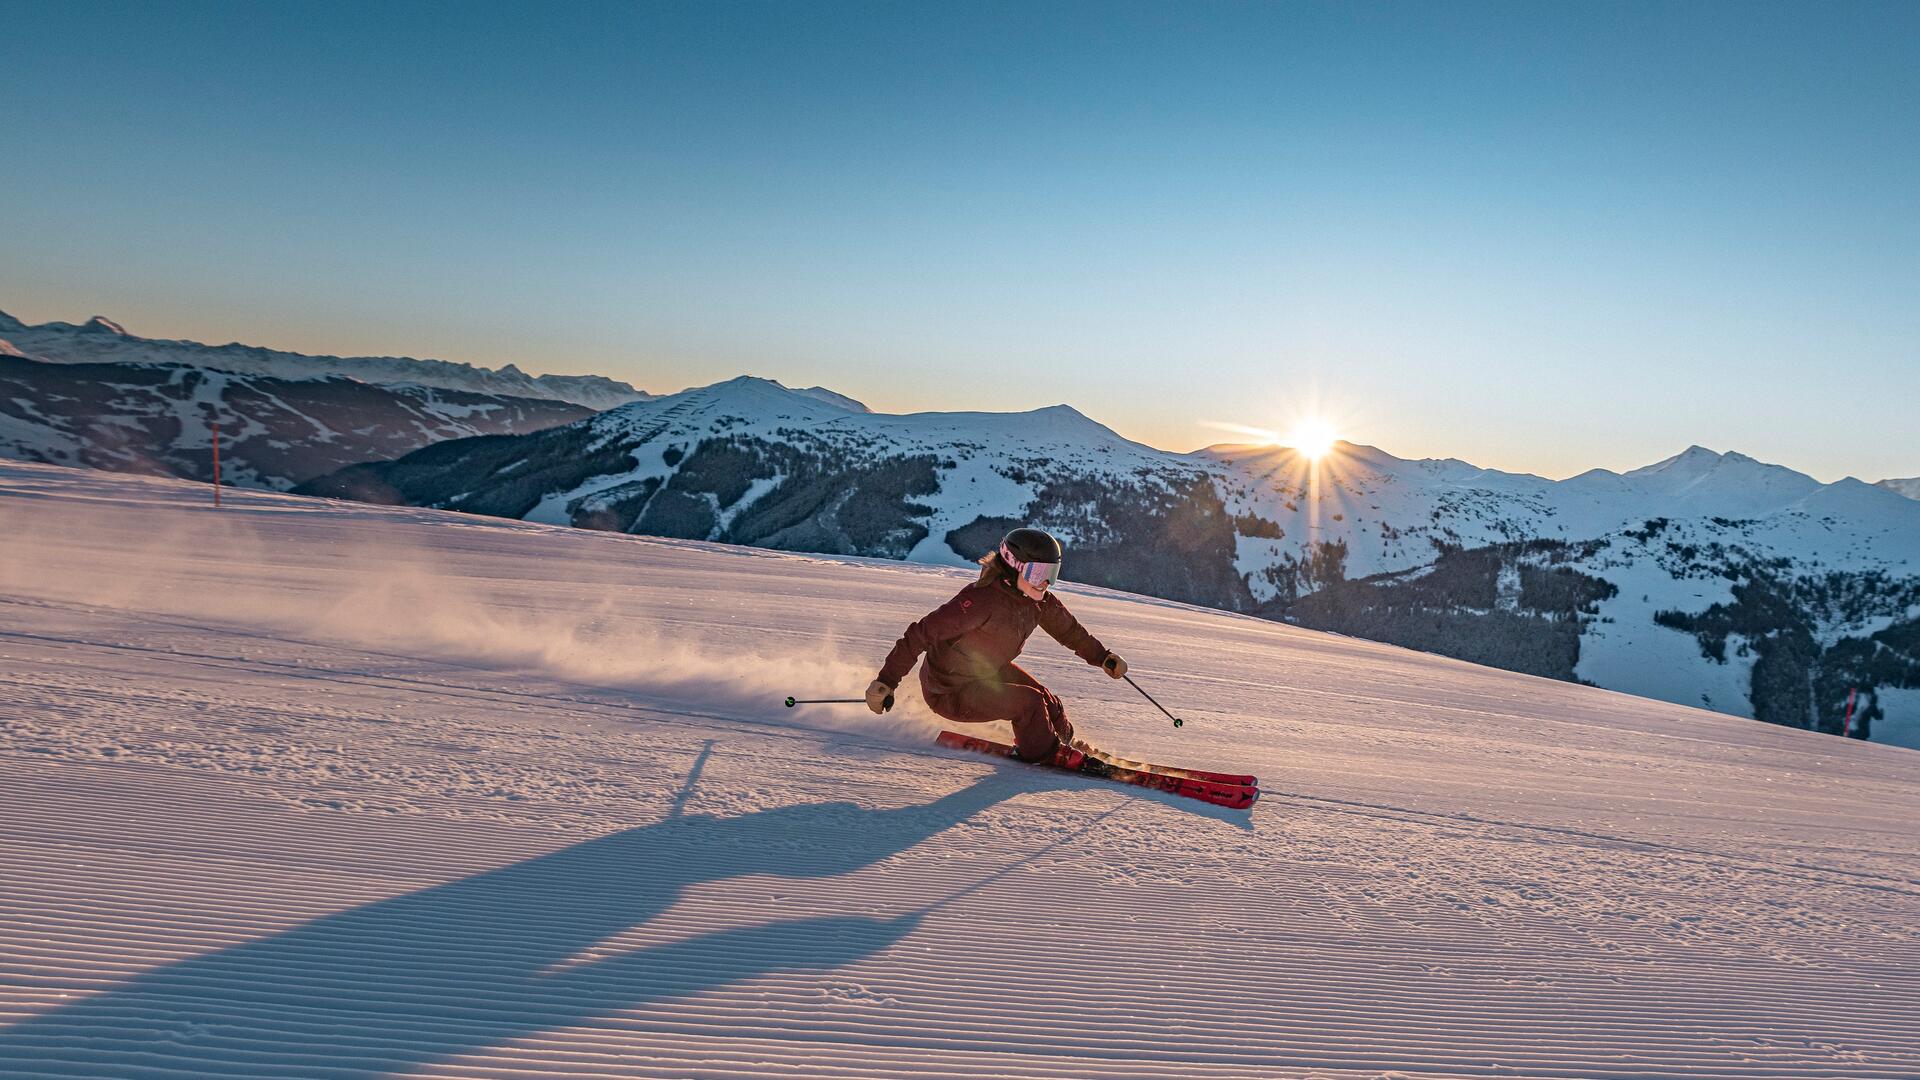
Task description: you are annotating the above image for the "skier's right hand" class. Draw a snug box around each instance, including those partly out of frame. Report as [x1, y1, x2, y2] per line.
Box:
[864, 680, 895, 714]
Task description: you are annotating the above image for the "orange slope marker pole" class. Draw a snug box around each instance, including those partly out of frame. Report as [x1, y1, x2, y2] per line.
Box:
[1843, 687, 1857, 738]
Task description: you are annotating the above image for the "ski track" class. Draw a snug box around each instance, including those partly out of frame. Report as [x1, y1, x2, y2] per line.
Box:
[1, 462, 1917, 1079]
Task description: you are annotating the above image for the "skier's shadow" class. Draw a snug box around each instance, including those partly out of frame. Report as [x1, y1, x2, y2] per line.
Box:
[0, 772, 1020, 1078]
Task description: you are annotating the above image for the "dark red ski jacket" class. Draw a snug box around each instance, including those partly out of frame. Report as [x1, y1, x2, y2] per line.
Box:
[877, 573, 1108, 697]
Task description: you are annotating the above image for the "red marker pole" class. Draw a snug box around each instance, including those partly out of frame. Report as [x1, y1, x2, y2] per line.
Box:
[211, 421, 222, 507]
[1843, 687, 1857, 738]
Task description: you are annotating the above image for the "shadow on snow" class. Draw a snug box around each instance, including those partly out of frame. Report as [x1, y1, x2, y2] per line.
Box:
[0, 749, 1238, 1078]
[0, 772, 1021, 1078]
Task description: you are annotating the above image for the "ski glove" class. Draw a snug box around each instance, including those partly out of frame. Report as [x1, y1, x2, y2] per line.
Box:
[865, 679, 895, 715]
[1102, 652, 1127, 679]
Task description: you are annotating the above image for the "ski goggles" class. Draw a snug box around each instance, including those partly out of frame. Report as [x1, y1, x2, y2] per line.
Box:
[1000, 541, 1062, 592]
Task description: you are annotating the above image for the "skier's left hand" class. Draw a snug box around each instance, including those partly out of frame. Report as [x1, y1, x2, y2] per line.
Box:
[1102, 651, 1127, 679]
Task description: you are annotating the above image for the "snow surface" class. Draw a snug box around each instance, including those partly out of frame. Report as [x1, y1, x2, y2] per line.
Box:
[2, 461, 1918, 1079]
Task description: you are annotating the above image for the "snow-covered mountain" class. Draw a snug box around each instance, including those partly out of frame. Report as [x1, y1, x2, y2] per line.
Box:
[299, 375, 1249, 605]
[0, 308, 651, 409]
[1880, 476, 1920, 501]
[298, 376, 1920, 747]
[0, 353, 592, 490]
[1206, 440, 1919, 583]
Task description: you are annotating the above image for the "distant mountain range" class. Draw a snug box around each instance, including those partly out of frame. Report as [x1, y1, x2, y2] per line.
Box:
[1880, 477, 1920, 501]
[0, 310, 614, 489]
[295, 374, 1920, 750]
[0, 309, 650, 410]
[0, 353, 596, 490]
[5, 307, 1917, 749]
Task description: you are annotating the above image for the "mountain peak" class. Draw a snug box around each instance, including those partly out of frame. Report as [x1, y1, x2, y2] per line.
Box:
[81, 316, 128, 335]
[1016, 403, 1124, 433]
[789, 385, 869, 413]
[666, 375, 866, 417]
[1619, 445, 1825, 521]
[0, 309, 25, 334]
[708, 374, 779, 391]
[684, 375, 866, 412]
[1877, 477, 1920, 502]
[1630, 445, 1724, 476]
[1627, 445, 1815, 483]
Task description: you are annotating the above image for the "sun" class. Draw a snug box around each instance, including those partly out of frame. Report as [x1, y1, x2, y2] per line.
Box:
[1197, 411, 1349, 459]
[1287, 419, 1339, 460]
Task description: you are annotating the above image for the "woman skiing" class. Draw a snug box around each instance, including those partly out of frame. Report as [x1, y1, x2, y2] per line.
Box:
[866, 527, 1127, 763]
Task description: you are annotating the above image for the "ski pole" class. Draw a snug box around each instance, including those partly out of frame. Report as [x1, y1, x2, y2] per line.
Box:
[1121, 674, 1185, 728]
[784, 693, 894, 710]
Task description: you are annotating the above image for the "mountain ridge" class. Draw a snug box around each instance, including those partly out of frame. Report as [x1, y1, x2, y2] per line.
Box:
[291, 374, 1920, 567]
[0, 353, 592, 490]
[0, 308, 651, 410]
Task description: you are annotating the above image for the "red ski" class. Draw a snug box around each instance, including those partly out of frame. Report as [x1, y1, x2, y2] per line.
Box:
[936, 730, 1258, 811]
[1069, 739, 1257, 788]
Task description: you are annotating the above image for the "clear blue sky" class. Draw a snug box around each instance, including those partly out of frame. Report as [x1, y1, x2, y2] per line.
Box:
[3, 1, 1915, 481]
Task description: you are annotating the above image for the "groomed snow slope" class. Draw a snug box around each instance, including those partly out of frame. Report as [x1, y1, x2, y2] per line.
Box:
[1, 461, 1916, 1080]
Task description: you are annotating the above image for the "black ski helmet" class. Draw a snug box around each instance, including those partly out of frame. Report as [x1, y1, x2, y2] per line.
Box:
[1000, 526, 1062, 565]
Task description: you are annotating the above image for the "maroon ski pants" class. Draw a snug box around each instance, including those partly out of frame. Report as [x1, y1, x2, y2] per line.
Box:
[924, 663, 1071, 761]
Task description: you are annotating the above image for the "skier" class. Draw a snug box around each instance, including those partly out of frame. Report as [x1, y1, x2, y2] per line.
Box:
[866, 527, 1127, 763]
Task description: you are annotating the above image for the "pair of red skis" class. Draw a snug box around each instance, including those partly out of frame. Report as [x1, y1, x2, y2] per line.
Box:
[935, 730, 1259, 810]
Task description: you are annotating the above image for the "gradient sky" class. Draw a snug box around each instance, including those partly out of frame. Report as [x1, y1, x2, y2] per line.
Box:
[3, 1, 1915, 481]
